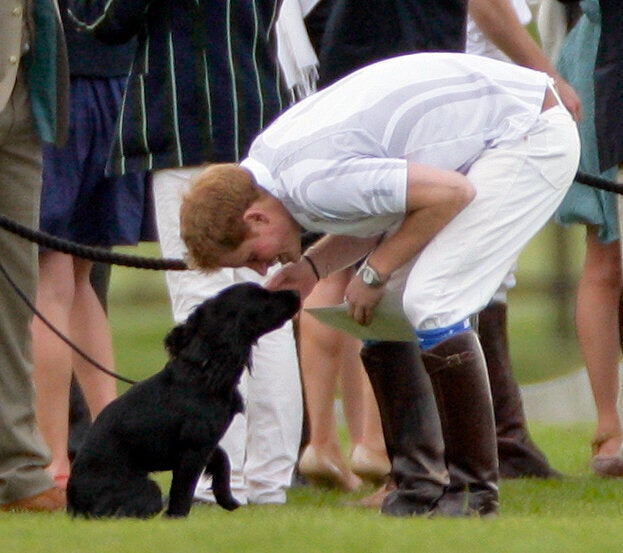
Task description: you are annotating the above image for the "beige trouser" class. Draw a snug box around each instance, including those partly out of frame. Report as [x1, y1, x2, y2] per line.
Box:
[0, 68, 54, 504]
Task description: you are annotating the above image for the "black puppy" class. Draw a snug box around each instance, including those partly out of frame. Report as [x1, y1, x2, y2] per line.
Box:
[67, 282, 300, 518]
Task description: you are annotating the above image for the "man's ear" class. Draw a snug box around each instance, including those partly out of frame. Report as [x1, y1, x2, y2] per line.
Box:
[243, 207, 270, 227]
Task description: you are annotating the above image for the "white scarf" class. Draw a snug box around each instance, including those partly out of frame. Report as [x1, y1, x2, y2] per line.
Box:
[276, 0, 321, 102]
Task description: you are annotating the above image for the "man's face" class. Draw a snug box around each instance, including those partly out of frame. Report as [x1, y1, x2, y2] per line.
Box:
[218, 216, 301, 276]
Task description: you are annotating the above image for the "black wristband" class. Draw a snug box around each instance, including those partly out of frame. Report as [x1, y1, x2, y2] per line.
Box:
[302, 254, 321, 281]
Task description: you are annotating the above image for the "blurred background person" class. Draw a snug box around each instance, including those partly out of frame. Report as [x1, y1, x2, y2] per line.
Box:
[32, 0, 155, 491]
[69, 0, 303, 506]
[467, 0, 581, 479]
[0, 0, 69, 512]
[554, 0, 623, 476]
[278, 0, 390, 493]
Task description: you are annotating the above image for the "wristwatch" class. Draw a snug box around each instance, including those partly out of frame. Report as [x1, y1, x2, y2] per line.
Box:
[356, 259, 386, 288]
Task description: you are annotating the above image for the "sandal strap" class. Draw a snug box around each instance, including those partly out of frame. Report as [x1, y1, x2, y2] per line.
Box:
[591, 432, 623, 455]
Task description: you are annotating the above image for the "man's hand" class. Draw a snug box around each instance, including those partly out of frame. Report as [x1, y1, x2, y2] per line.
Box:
[344, 275, 386, 326]
[264, 259, 318, 299]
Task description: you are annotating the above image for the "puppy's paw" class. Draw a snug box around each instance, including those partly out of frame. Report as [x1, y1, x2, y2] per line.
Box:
[164, 510, 189, 519]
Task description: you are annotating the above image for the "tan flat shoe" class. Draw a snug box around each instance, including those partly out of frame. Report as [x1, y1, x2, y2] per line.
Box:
[350, 444, 391, 484]
[591, 432, 623, 477]
[298, 445, 362, 492]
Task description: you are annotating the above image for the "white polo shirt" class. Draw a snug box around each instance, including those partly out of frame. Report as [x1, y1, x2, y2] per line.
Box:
[241, 52, 549, 238]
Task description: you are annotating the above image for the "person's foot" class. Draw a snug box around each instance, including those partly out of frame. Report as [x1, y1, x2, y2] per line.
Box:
[298, 445, 362, 492]
[350, 444, 391, 484]
[0, 486, 66, 512]
[351, 480, 395, 508]
[591, 432, 623, 477]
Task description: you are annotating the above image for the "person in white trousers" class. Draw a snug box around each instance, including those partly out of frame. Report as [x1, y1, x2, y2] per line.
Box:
[153, 168, 302, 505]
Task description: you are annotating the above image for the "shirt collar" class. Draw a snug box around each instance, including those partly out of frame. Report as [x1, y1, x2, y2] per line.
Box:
[239, 157, 277, 195]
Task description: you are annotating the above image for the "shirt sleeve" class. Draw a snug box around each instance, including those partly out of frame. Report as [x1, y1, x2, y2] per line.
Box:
[296, 157, 408, 221]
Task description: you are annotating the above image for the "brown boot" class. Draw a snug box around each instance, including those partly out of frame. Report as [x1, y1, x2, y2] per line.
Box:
[479, 302, 561, 479]
[421, 331, 499, 517]
[361, 341, 448, 516]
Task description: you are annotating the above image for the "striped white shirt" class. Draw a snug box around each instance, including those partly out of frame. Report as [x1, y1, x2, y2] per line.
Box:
[242, 52, 550, 236]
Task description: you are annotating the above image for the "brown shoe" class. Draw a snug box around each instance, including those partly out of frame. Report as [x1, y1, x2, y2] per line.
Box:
[0, 486, 66, 513]
[353, 480, 395, 508]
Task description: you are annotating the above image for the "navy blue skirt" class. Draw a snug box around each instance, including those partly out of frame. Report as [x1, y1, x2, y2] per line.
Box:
[41, 76, 156, 247]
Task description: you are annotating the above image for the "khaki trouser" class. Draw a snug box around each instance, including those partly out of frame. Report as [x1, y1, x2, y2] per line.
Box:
[617, 167, 623, 263]
[0, 67, 54, 504]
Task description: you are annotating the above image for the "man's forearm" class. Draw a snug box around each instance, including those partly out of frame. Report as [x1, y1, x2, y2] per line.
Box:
[366, 163, 475, 280]
[303, 234, 381, 278]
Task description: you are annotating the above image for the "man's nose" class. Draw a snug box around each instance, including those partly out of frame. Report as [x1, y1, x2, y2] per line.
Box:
[247, 261, 269, 276]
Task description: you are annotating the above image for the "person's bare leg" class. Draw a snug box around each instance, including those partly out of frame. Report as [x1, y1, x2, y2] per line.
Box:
[70, 257, 116, 419]
[32, 251, 75, 483]
[337, 328, 365, 450]
[577, 228, 623, 462]
[361, 378, 388, 455]
[298, 270, 361, 491]
[337, 305, 390, 483]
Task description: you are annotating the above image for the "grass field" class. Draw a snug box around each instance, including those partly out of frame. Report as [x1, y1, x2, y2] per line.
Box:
[4, 223, 615, 552]
[3, 423, 623, 553]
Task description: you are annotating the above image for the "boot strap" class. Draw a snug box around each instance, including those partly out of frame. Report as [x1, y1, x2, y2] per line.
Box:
[422, 350, 477, 375]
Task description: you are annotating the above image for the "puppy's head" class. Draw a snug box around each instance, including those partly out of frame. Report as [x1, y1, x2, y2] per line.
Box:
[215, 282, 300, 340]
[164, 283, 299, 379]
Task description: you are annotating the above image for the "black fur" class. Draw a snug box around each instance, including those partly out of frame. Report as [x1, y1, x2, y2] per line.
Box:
[66, 283, 300, 518]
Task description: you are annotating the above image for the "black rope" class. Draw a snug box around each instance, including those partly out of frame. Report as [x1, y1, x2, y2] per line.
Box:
[0, 257, 138, 385]
[0, 212, 186, 385]
[575, 170, 623, 195]
[0, 170, 618, 272]
[0, 212, 187, 270]
[0, 168, 618, 386]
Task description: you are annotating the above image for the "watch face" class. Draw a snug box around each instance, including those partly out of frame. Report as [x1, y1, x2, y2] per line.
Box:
[358, 261, 383, 287]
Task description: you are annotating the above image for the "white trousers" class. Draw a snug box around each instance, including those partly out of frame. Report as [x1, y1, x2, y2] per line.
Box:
[152, 168, 303, 504]
[397, 106, 580, 330]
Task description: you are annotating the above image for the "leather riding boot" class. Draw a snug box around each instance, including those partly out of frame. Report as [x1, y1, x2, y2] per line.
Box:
[479, 302, 561, 479]
[361, 341, 448, 516]
[421, 331, 499, 517]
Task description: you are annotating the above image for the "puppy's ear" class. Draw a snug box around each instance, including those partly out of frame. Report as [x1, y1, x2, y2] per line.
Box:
[164, 324, 186, 356]
[164, 307, 204, 356]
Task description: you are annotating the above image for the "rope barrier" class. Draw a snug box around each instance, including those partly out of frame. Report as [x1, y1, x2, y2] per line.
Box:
[0, 170, 618, 273]
[575, 170, 623, 195]
[0, 257, 137, 385]
[0, 168, 618, 385]
[0, 211, 187, 385]
[0, 212, 187, 270]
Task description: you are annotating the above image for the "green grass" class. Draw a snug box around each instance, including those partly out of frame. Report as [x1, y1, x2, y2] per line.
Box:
[508, 222, 585, 384]
[3, 423, 623, 553]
